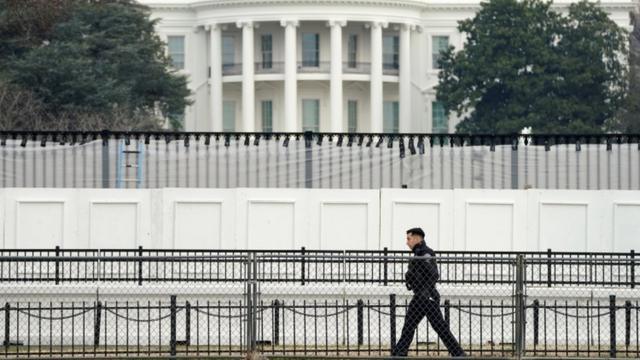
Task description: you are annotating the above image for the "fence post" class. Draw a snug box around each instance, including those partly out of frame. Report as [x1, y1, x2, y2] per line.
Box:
[170, 295, 177, 356]
[101, 130, 110, 188]
[357, 299, 364, 346]
[546, 248, 552, 287]
[137, 245, 143, 286]
[625, 300, 631, 348]
[3, 303, 9, 347]
[610, 295, 616, 358]
[630, 250, 635, 289]
[185, 301, 191, 346]
[251, 253, 258, 352]
[273, 300, 280, 346]
[304, 131, 313, 188]
[301, 246, 306, 286]
[383, 247, 388, 286]
[94, 301, 102, 346]
[511, 136, 519, 189]
[244, 253, 257, 353]
[533, 299, 539, 346]
[514, 254, 526, 358]
[389, 294, 396, 352]
[55, 245, 60, 285]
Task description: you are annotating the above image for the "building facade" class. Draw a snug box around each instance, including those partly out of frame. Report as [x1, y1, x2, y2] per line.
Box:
[140, 0, 633, 133]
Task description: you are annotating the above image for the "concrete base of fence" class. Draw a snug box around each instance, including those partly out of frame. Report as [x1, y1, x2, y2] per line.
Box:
[1, 283, 637, 301]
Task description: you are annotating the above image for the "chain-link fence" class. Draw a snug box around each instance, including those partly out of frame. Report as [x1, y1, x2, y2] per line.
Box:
[1, 250, 638, 358]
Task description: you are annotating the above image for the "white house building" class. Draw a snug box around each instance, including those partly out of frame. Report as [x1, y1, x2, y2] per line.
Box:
[139, 0, 634, 133]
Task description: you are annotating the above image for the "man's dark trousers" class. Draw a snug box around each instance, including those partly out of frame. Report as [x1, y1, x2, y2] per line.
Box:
[392, 293, 465, 357]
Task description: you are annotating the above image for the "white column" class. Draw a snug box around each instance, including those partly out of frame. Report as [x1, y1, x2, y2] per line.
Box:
[370, 21, 386, 133]
[328, 20, 346, 133]
[281, 20, 299, 132]
[238, 20, 255, 132]
[399, 24, 412, 133]
[209, 24, 223, 132]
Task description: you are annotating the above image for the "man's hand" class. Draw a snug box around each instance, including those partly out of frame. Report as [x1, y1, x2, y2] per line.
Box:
[405, 271, 414, 290]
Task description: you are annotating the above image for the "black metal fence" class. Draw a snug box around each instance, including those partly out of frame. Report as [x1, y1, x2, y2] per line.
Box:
[0, 130, 639, 189]
[1, 248, 636, 287]
[1, 250, 639, 358]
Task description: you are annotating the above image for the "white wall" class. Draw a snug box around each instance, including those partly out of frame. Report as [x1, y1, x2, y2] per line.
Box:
[1, 188, 638, 251]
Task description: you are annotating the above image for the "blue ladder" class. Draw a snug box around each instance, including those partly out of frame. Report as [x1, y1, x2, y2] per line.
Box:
[115, 139, 144, 188]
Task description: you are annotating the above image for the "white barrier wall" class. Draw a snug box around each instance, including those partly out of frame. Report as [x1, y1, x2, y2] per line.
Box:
[0, 188, 638, 251]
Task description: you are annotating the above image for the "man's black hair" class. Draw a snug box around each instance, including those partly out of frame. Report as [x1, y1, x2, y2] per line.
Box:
[406, 227, 425, 238]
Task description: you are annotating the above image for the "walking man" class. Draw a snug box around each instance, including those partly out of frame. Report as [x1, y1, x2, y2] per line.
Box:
[391, 227, 466, 357]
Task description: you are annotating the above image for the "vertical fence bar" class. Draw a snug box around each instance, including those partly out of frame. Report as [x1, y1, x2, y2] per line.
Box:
[55, 245, 60, 285]
[625, 300, 631, 349]
[137, 245, 143, 286]
[389, 294, 396, 353]
[357, 299, 364, 346]
[383, 247, 388, 286]
[185, 301, 191, 346]
[304, 131, 313, 188]
[251, 253, 258, 352]
[511, 137, 519, 189]
[273, 300, 280, 346]
[533, 299, 540, 346]
[244, 253, 257, 353]
[515, 255, 525, 357]
[170, 295, 177, 356]
[301, 246, 306, 286]
[3, 303, 9, 347]
[101, 131, 110, 188]
[547, 248, 552, 287]
[610, 295, 617, 358]
[94, 301, 102, 346]
[630, 250, 635, 289]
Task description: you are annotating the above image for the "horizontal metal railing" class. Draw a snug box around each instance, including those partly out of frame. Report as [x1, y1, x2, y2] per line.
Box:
[0, 248, 637, 287]
[255, 61, 284, 74]
[297, 61, 330, 73]
[343, 61, 371, 73]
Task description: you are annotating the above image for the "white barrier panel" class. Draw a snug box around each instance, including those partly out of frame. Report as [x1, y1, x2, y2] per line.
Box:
[0, 188, 638, 251]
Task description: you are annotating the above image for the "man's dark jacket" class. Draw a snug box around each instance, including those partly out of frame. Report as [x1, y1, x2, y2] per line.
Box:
[404, 241, 440, 300]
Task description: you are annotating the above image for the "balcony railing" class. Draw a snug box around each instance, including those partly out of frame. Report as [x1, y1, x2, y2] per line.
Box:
[383, 62, 399, 75]
[343, 61, 371, 74]
[297, 61, 330, 73]
[255, 61, 285, 74]
[222, 63, 242, 76]
[223, 62, 397, 75]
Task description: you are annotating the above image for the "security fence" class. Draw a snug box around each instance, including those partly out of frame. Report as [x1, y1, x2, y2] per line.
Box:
[1, 250, 639, 358]
[0, 130, 639, 190]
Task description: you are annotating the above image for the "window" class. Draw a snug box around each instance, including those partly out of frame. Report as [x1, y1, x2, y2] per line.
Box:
[261, 34, 272, 69]
[222, 36, 235, 69]
[302, 99, 320, 132]
[432, 101, 448, 133]
[223, 101, 236, 131]
[383, 101, 399, 133]
[261, 100, 273, 132]
[302, 33, 319, 67]
[432, 36, 449, 70]
[167, 36, 185, 69]
[383, 35, 399, 70]
[348, 35, 358, 68]
[348, 100, 358, 133]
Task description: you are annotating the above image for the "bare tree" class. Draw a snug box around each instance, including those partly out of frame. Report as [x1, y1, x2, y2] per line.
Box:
[0, 80, 166, 131]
